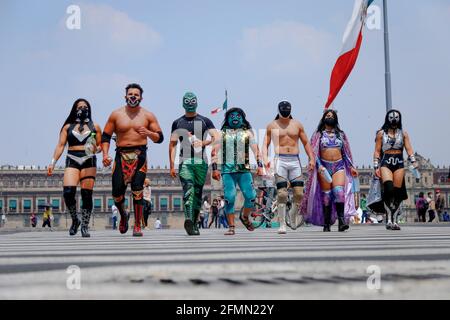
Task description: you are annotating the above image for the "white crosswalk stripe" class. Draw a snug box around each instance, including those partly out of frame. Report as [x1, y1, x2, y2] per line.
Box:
[1, 224, 450, 299]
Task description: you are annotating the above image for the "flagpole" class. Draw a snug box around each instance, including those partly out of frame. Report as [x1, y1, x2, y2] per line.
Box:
[383, 0, 393, 112]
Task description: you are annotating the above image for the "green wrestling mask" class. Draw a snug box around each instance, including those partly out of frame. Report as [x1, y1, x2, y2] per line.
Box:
[227, 111, 243, 129]
[183, 92, 198, 113]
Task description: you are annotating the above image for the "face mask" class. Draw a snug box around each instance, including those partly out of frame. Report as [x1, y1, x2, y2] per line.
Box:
[278, 101, 291, 118]
[227, 111, 243, 129]
[183, 92, 198, 113]
[126, 96, 141, 108]
[388, 111, 400, 127]
[324, 117, 336, 127]
[76, 108, 89, 122]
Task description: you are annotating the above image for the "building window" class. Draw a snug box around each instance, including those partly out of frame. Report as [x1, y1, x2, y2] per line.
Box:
[94, 198, 102, 211]
[0, 199, 3, 212]
[173, 197, 182, 211]
[151, 196, 156, 210]
[9, 199, 17, 213]
[160, 197, 168, 211]
[23, 199, 32, 213]
[52, 199, 60, 212]
[37, 199, 46, 212]
[107, 198, 114, 209]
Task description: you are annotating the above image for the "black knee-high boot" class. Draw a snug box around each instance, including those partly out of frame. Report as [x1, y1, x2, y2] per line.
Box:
[336, 202, 349, 232]
[64, 186, 80, 236]
[80, 189, 93, 237]
[323, 205, 332, 232]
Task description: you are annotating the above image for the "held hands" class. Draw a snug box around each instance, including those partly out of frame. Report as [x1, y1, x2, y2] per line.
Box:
[308, 158, 315, 172]
[192, 139, 203, 149]
[103, 154, 112, 167]
[170, 167, 177, 178]
[375, 168, 381, 178]
[350, 167, 359, 177]
[256, 167, 264, 176]
[47, 165, 54, 177]
[212, 170, 221, 181]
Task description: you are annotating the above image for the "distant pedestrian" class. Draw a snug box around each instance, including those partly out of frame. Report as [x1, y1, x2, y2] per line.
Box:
[42, 206, 53, 230]
[416, 192, 428, 223]
[427, 192, 436, 222]
[208, 199, 219, 228]
[201, 196, 211, 229]
[360, 193, 368, 223]
[30, 212, 37, 228]
[155, 218, 162, 230]
[1, 212, 6, 227]
[111, 205, 119, 230]
[143, 178, 152, 230]
[435, 190, 445, 222]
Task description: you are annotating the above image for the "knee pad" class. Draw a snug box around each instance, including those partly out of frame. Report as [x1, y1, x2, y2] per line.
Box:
[277, 187, 288, 204]
[81, 189, 93, 211]
[292, 186, 303, 203]
[332, 186, 345, 204]
[383, 181, 394, 203]
[322, 190, 332, 207]
[63, 186, 77, 207]
[276, 180, 288, 190]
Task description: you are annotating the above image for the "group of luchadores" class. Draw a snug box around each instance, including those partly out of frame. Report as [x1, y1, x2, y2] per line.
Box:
[48, 83, 418, 237]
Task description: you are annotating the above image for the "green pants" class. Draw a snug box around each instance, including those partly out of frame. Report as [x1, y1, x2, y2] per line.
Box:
[179, 158, 208, 222]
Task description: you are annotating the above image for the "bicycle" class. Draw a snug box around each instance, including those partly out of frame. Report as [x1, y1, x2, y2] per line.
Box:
[239, 185, 304, 229]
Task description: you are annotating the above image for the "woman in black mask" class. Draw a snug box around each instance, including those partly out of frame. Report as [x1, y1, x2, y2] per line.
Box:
[301, 109, 358, 232]
[47, 99, 102, 237]
[370, 109, 417, 230]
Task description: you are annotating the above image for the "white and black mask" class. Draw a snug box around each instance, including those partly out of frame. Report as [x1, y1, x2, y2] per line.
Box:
[388, 111, 400, 127]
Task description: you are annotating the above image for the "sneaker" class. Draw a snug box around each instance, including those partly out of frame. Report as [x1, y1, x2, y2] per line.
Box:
[392, 223, 401, 231]
[278, 224, 287, 234]
[385, 222, 393, 230]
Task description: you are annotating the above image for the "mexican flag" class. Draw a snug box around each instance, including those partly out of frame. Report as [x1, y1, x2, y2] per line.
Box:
[211, 90, 228, 115]
[325, 0, 375, 109]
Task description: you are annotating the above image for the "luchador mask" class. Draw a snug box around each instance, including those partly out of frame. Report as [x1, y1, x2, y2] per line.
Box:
[388, 111, 400, 127]
[227, 111, 243, 129]
[183, 92, 198, 113]
[278, 101, 292, 118]
[76, 108, 89, 122]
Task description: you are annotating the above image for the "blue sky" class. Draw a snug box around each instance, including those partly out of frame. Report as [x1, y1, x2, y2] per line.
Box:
[1, 0, 449, 167]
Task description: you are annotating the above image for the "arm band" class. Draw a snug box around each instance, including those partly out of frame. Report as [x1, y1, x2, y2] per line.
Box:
[101, 133, 112, 144]
[155, 131, 164, 144]
[212, 163, 218, 171]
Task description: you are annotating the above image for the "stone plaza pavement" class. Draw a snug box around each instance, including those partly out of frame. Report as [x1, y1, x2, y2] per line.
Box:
[0, 224, 449, 299]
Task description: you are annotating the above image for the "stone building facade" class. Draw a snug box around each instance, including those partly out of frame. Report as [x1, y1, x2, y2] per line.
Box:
[0, 153, 449, 228]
